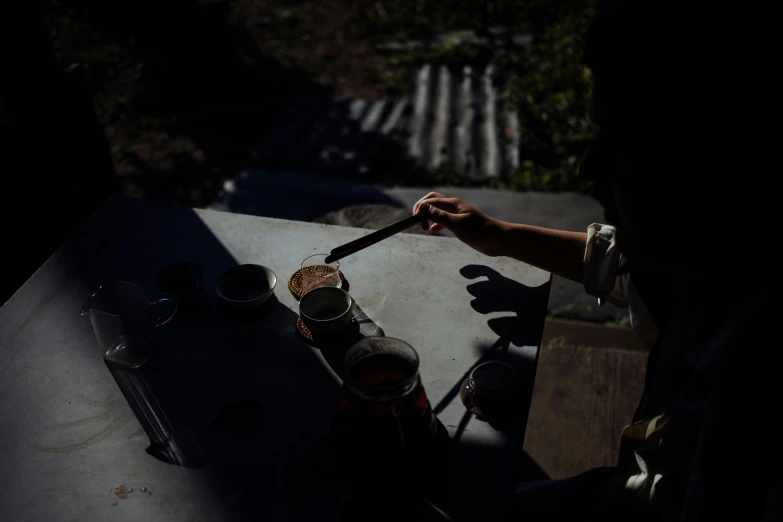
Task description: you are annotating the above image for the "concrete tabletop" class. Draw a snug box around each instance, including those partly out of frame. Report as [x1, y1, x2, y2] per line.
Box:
[0, 195, 550, 522]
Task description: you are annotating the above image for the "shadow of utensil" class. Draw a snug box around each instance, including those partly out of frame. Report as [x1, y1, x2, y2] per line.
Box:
[309, 301, 386, 380]
[353, 302, 385, 338]
[433, 337, 510, 416]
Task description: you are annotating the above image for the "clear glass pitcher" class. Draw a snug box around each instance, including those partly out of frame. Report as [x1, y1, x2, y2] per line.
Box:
[81, 280, 177, 367]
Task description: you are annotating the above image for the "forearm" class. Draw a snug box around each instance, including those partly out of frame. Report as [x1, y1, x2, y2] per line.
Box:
[496, 222, 587, 283]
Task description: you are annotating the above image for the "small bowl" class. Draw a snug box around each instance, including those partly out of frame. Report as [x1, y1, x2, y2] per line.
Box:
[460, 360, 519, 417]
[216, 264, 277, 308]
[299, 287, 353, 337]
[154, 262, 207, 299]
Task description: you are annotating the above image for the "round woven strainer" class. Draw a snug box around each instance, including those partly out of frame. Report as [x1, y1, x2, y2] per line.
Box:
[288, 267, 346, 300]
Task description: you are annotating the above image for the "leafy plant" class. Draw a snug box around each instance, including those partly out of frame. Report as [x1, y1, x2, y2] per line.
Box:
[356, 0, 598, 191]
[502, 9, 596, 191]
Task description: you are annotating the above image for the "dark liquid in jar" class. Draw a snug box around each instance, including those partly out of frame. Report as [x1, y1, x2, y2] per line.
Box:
[332, 354, 440, 478]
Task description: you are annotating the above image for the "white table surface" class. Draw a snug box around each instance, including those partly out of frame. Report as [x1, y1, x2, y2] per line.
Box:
[0, 195, 550, 522]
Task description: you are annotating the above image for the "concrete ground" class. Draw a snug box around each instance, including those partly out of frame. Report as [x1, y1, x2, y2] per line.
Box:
[208, 169, 627, 322]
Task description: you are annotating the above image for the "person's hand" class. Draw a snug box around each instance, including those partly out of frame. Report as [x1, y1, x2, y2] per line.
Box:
[413, 192, 509, 257]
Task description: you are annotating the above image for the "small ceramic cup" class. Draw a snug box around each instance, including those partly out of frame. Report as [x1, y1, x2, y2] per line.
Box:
[299, 287, 353, 337]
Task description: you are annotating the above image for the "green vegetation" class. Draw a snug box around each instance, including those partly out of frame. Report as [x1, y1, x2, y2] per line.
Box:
[356, 0, 598, 191]
[547, 335, 567, 346]
[549, 299, 631, 327]
[549, 300, 594, 320]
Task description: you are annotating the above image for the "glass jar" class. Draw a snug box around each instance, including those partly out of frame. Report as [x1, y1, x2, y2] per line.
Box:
[331, 337, 443, 482]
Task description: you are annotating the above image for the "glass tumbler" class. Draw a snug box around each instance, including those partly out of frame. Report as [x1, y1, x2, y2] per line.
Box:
[81, 280, 177, 367]
[301, 254, 341, 293]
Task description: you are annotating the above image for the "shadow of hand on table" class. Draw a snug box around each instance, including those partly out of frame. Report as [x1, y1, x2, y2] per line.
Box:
[463, 264, 549, 416]
[433, 265, 550, 438]
[461, 264, 550, 347]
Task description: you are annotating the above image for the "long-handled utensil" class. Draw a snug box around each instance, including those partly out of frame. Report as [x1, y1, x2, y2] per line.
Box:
[324, 214, 427, 264]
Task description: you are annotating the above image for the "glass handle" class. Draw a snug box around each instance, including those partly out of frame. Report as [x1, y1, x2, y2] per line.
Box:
[151, 296, 178, 327]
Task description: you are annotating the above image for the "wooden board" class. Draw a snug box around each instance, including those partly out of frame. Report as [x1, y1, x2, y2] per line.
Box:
[522, 342, 648, 480]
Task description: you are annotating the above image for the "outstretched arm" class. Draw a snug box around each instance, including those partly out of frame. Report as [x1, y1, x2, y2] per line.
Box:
[413, 192, 587, 284]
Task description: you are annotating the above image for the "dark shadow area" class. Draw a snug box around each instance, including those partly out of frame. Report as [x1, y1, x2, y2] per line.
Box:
[212, 169, 408, 221]
[0, 2, 118, 305]
[515, 450, 550, 483]
[443, 438, 522, 522]
[339, 438, 519, 522]
[435, 438, 551, 521]
[343, 492, 454, 522]
[58, 196, 349, 520]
